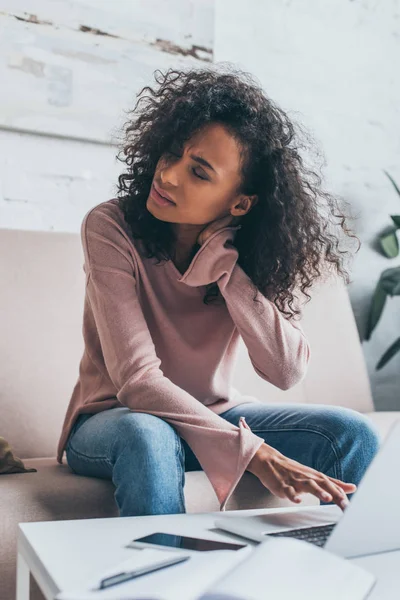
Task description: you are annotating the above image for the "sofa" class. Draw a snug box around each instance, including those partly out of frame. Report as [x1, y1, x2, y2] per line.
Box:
[1, 227, 399, 600]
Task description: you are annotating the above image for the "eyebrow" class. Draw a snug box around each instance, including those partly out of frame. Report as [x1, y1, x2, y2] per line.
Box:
[189, 154, 216, 173]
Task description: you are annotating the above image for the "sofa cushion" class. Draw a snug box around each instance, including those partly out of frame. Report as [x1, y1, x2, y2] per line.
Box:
[16, 458, 316, 516]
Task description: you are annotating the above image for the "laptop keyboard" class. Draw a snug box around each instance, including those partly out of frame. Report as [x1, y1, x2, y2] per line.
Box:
[267, 522, 336, 548]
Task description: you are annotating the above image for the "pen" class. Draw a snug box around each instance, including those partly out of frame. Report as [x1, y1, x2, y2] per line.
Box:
[98, 555, 190, 589]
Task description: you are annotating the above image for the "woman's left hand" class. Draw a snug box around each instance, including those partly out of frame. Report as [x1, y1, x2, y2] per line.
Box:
[197, 215, 242, 246]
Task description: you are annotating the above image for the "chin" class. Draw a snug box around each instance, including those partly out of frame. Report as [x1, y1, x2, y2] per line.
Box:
[146, 198, 175, 222]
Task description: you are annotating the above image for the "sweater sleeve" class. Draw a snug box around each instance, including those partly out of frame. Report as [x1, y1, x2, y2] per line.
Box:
[178, 226, 311, 390]
[81, 206, 265, 511]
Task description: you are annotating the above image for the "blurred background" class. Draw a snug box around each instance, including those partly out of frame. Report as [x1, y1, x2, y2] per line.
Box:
[0, 0, 399, 410]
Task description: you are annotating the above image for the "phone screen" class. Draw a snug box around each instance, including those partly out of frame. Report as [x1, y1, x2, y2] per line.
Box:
[132, 532, 246, 552]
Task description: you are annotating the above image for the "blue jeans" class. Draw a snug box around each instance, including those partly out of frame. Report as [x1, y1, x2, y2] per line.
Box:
[65, 403, 380, 517]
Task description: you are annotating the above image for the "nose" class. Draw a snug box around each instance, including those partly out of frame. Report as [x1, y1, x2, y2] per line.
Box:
[159, 157, 180, 188]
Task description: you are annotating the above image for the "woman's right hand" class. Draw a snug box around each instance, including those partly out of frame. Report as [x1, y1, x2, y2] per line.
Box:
[247, 443, 357, 511]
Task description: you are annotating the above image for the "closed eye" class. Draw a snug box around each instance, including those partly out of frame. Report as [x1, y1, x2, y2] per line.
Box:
[167, 151, 209, 181]
[192, 167, 208, 181]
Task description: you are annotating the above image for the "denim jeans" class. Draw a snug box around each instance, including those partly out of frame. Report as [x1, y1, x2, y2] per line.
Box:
[65, 402, 380, 517]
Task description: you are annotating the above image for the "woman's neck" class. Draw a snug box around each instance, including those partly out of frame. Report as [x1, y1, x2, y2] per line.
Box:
[171, 223, 203, 274]
[172, 243, 200, 274]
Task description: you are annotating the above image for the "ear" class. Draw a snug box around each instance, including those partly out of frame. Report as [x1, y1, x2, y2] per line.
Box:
[231, 194, 258, 217]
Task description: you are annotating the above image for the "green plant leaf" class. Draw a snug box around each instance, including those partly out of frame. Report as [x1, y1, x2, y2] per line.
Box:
[380, 230, 399, 258]
[384, 171, 400, 198]
[365, 283, 387, 340]
[376, 336, 400, 370]
[380, 266, 400, 295]
[391, 215, 400, 228]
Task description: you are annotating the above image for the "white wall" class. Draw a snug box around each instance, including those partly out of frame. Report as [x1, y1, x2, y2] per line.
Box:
[0, 130, 119, 231]
[215, 0, 400, 410]
[0, 0, 213, 230]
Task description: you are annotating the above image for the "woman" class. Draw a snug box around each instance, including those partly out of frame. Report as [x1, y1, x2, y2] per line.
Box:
[57, 67, 380, 517]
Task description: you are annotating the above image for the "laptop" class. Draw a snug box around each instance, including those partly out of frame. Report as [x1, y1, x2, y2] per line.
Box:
[215, 418, 400, 559]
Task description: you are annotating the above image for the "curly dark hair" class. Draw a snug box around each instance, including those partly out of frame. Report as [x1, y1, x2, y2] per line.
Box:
[117, 66, 359, 318]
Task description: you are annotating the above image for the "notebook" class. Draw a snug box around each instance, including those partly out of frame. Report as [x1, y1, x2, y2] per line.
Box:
[200, 537, 375, 600]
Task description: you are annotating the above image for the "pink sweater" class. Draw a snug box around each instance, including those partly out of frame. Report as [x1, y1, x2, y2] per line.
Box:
[57, 199, 310, 510]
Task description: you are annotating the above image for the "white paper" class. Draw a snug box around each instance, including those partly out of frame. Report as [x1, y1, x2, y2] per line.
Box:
[200, 537, 376, 600]
[56, 546, 252, 600]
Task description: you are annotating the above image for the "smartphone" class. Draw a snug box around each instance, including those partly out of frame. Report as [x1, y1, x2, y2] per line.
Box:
[128, 532, 247, 552]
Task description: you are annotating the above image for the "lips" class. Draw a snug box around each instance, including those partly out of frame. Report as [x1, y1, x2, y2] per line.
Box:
[152, 182, 175, 205]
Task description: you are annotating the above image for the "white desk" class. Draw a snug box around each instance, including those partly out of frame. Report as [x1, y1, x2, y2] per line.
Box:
[352, 550, 400, 599]
[17, 505, 400, 600]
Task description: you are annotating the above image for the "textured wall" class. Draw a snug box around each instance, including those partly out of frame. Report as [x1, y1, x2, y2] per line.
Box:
[215, 0, 400, 409]
[0, 0, 213, 230]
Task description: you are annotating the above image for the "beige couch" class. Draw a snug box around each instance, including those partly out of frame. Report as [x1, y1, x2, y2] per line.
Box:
[1, 227, 399, 600]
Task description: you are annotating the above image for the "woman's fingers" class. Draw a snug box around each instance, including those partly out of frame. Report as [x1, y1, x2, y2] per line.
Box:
[302, 480, 330, 503]
[289, 464, 354, 507]
[278, 475, 343, 506]
[255, 448, 355, 511]
[304, 467, 356, 492]
[319, 478, 349, 508]
[281, 484, 302, 503]
[295, 477, 348, 509]
[298, 479, 337, 505]
[327, 476, 357, 492]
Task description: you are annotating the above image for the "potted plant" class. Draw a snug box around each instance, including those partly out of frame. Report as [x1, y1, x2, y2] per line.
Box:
[365, 172, 400, 369]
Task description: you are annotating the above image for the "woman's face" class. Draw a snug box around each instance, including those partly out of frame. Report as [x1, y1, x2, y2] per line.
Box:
[147, 122, 256, 226]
